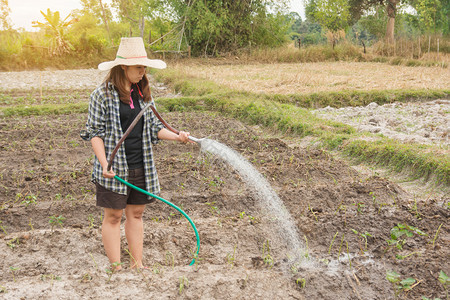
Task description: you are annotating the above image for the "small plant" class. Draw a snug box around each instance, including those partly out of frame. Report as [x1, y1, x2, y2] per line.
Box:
[80, 273, 93, 283]
[226, 245, 237, 269]
[351, 229, 373, 254]
[409, 197, 422, 219]
[0, 285, 6, 293]
[28, 218, 34, 231]
[431, 223, 443, 248]
[179, 276, 189, 295]
[438, 270, 449, 299]
[87, 214, 95, 229]
[295, 277, 306, 288]
[328, 231, 339, 255]
[262, 240, 274, 268]
[21, 194, 37, 207]
[105, 262, 123, 282]
[386, 270, 416, 298]
[353, 201, 365, 214]
[387, 224, 427, 250]
[165, 251, 175, 270]
[0, 220, 7, 235]
[49, 215, 65, 231]
[152, 262, 163, 274]
[7, 237, 20, 250]
[9, 266, 19, 282]
[205, 201, 220, 216]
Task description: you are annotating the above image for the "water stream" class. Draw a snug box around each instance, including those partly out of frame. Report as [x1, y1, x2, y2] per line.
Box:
[199, 138, 312, 269]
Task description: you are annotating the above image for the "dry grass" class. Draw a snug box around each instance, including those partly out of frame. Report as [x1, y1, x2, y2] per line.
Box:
[168, 61, 450, 95]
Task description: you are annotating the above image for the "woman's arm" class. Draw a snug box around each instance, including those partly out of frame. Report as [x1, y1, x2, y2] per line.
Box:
[157, 128, 191, 143]
[91, 136, 116, 178]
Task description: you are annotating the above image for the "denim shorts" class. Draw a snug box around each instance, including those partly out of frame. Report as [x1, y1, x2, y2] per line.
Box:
[96, 168, 155, 210]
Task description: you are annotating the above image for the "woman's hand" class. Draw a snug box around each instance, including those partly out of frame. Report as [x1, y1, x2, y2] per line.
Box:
[178, 131, 193, 144]
[102, 166, 116, 178]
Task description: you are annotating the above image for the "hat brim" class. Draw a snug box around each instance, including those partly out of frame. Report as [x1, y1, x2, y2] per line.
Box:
[98, 58, 167, 71]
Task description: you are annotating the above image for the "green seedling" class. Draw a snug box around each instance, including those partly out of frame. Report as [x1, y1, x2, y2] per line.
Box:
[189, 248, 203, 271]
[179, 276, 189, 295]
[431, 223, 443, 248]
[386, 270, 416, 298]
[226, 245, 237, 269]
[328, 231, 339, 255]
[262, 240, 274, 268]
[205, 201, 220, 216]
[409, 197, 422, 219]
[351, 229, 373, 254]
[9, 267, 19, 282]
[395, 251, 421, 260]
[0, 220, 7, 235]
[296, 277, 306, 288]
[105, 262, 123, 283]
[29, 218, 34, 231]
[165, 251, 175, 270]
[87, 214, 95, 229]
[89, 253, 99, 271]
[7, 237, 20, 250]
[308, 203, 318, 221]
[152, 263, 163, 274]
[80, 273, 93, 283]
[21, 194, 37, 207]
[387, 224, 427, 250]
[49, 215, 65, 231]
[239, 211, 246, 219]
[438, 270, 449, 299]
[353, 201, 365, 214]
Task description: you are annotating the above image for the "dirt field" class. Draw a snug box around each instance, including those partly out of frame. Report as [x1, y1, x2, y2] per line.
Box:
[0, 71, 449, 299]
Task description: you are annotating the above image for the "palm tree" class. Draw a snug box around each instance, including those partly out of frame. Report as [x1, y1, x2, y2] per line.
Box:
[32, 9, 77, 56]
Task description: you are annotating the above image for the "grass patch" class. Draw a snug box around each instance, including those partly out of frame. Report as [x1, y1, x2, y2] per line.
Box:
[154, 68, 449, 187]
[0, 102, 88, 117]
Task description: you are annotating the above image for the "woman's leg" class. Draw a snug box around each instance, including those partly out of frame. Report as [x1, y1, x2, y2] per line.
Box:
[124, 204, 146, 268]
[102, 208, 123, 269]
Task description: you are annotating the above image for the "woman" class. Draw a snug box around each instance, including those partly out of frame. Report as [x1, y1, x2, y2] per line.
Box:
[81, 37, 190, 270]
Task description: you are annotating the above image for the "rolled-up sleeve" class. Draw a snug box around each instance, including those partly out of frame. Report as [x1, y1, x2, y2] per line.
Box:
[80, 89, 106, 141]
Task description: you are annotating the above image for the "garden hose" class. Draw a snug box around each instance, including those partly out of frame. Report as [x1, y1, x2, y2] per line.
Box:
[107, 100, 200, 266]
[114, 175, 200, 266]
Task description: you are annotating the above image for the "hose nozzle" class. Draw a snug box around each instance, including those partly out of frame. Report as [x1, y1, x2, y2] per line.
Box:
[188, 136, 204, 144]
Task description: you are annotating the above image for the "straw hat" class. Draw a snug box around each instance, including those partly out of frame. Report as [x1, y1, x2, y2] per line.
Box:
[98, 37, 166, 71]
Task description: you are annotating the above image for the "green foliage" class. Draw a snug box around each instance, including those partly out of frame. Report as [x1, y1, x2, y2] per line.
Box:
[387, 224, 427, 250]
[31, 9, 78, 56]
[386, 270, 416, 298]
[167, 0, 290, 55]
[313, 0, 350, 33]
[415, 0, 445, 34]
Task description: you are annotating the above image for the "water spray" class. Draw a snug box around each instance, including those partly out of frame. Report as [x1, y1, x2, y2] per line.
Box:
[108, 101, 201, 266]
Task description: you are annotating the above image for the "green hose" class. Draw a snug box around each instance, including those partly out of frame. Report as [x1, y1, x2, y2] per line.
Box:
[114, 175, 200, 266]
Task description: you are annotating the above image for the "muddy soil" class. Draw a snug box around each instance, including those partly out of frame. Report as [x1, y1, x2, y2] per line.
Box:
[0, 71, 449, 299]
[0, 111, 448, 299]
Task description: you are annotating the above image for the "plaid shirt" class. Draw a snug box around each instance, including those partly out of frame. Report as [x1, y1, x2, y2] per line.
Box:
[81, 82, 165, 197]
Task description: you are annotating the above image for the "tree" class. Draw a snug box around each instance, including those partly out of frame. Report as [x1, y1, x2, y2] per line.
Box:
[32, 9, 78, 56]
[415, 0, 444, 34]
[0, 0, 11, 30]
[80, 0, 114, 43]
[165, 0, 290, 56]
[311, 0, 351, 48]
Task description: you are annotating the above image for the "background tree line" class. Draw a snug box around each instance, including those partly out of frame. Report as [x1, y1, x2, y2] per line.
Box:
[0, 0, 448, 70]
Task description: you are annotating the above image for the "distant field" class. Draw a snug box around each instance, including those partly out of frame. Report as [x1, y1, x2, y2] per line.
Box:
[169, 61, 450, 94]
